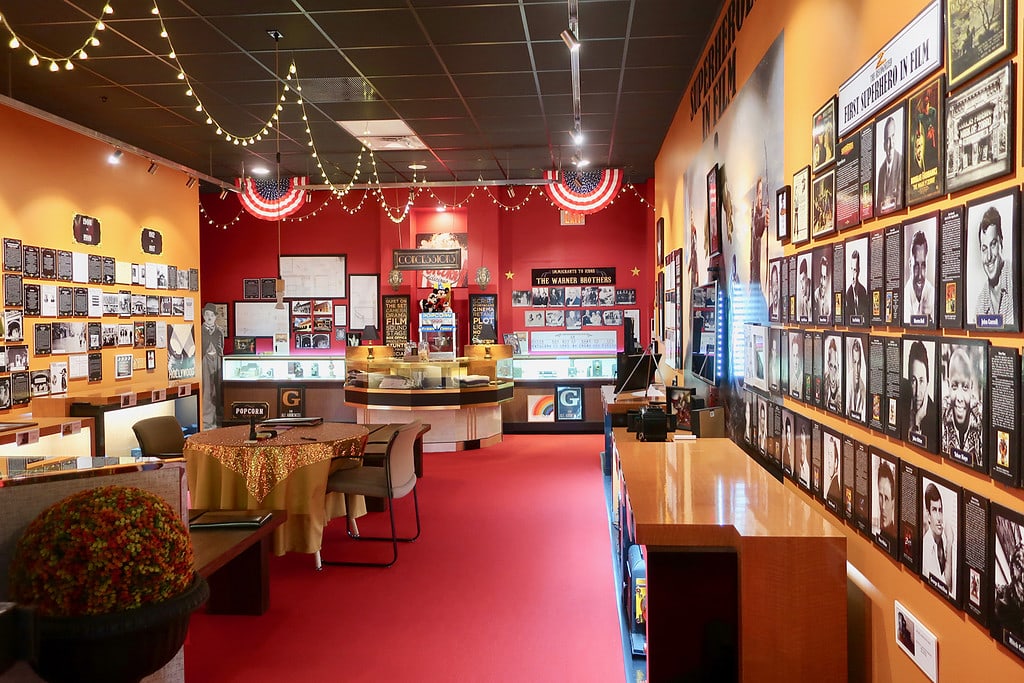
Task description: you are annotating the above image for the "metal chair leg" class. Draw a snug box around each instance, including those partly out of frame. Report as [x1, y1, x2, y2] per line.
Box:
[319, 487, 419, 568]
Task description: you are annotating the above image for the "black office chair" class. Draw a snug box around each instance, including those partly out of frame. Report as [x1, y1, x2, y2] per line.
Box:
[315, 419, 423, 570]
[131, 415, 186, 458]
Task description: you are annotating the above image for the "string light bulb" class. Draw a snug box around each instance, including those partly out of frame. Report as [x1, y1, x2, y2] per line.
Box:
[28, 54, 38, 66]
[9, 37, 20, 49]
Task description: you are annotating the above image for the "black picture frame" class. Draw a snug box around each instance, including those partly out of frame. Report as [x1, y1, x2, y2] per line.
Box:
[792, 166, 811, 245]
[787, 329, 804, 402]
[939, 337, 989, 474]
[945, 0, 1015, 90]
[554, 384, 584, 422]
[844, 234, 870, 326]
[902, 335, 940, 454]
[810, 169, 835, 239]
[990, 502, 1024, 660]
[918, 472, 963, 608]
[965, 186, 1020, 332]
[706, 164, 722, 258]
[870, 447, 900, 559]
[822, 331, 843, 417]
[874, 102, 907, 216]
[906, 76, 945, 206]
[767, 258, 782, 323]
[811, 96, 837, 173]
[901, 211, 940, 330]
[233, 336, 257, 354]
[822, 426, 843, 518]
[242, 278, 260, 300]
[844, 332, 868, 425]
[260, 277, 278, 300]
[775, 185, 790, 242]
[656, 216, 665, 267]
[945, 62, 1015, 194]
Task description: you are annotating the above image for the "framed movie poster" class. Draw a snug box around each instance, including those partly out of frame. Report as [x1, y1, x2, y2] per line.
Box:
[792, 166, 811, 245]
[810, 169, 835, 239]
[940, 338, 989, 473]
[906, 76, 944, 205]
[811, 96, 837, 173]
[988, 346, 1020, 487]
[919, 473, 962, 608]
[965, 186, 1020, 332]
[990, 502, 1024, 661]
[775, 185, 790, 242]
[874, 102, 906, 216]
[901, 212, 939, 329]
[844, 235, 869, 326]
[835, 134, 862, 231]
[945, 0, 1015, 90]
[707, 164, 721, 258]
[554, 385, 584, 422]
[845, 333, 868, 425]
[871, 447, 900, 559]
[945, 63, 1015, 194]
[902, 336, 939, 453]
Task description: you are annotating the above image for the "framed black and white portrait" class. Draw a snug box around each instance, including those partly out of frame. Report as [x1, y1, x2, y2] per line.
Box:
[945, 62, 1015, 194]
[792, 166, 811, 245]
[919, 473, 962, 607]
[991, 502, 1024, 661]
[796, 251, 813, 324]
[780, 408, 795, 478]
[813, 246, 832, 326]
[845, 235, 870, 326]
[939, 338, 988, 473]
[822, 332, 844, 416]
[795, 413, 812, 491]
[845, 333, 868, 425]
[822, 427, 843, 517]
[874, 102, 906, 216]
[902, 336, 939, 453]
[965, 186, 1020, 332]
[767, 258, 782, 323]
[902, 212, 939, 329]
[788, 330, 804, 401]
[775, 185, 790, 242]
[767, 327, 781, 395]
[870, 447, 900, 558]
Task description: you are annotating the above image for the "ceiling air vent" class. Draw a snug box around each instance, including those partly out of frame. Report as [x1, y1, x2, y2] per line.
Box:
[299, 77, 378, 104]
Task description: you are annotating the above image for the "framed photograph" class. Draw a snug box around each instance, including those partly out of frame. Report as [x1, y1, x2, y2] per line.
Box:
[990, 502, 1024, 660]
[813, 246, 832, 326]
[945, 0, 1015, 90]
[965, 186, 1019, 332]
[919, 473, 962, 607]
[793, 413, 811, 490]
[902, 336, 940, 453]
[945, 62, 1015, 194]
[707, 164, 722, 257]
[511, 290, 531, 307]
[767, 258, 782, 323]
[554, 384, 584, 422]
[791, 166, 810, 245]
[114, 353, 133, 380]
[233, 336, 257, 355]
[874, 102, 907, 216]
[811, 96, 837, 173]
[902, 212, 940, 329]
[845, 333, 868, 425]
[348, 274, 379, 333]
[906, 76, 945, 205]
[939, 338, 988, 473]
[656, 217, 665, 267]
[788, 330, 804, 401]
[146, 349, 156, 371]
[822, 427, 843, 517]
[775, 185, 790, 242]
[810, 169, 835, 239]
[844, 235, 869, 326]
[743, 323, 768, 394]
[795, 252, 813, 324]
[871, 447, 900, 558]
[822, 332, 843, 416]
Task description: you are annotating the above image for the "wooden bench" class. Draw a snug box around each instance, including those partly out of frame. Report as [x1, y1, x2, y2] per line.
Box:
[189, 509, 286, 616]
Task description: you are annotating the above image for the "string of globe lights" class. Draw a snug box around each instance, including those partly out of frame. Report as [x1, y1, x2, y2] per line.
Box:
[0, 2, 113, 71]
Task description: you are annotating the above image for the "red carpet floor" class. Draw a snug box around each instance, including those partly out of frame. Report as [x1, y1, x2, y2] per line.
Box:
[184, 433, 625, 682]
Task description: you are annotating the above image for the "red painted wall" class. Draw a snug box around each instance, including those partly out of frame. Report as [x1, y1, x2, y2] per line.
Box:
[199, 184, 652, 352]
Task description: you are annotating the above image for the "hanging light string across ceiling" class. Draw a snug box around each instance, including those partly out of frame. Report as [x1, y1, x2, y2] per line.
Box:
[0, 2, 111, 71]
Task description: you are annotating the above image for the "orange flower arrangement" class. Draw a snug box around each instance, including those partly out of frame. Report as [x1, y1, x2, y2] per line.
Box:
[8, 486, 195, 617]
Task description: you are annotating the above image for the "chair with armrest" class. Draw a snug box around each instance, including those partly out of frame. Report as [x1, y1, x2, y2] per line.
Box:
[131, 415, 186, 458]
[314, 419, 423, 570]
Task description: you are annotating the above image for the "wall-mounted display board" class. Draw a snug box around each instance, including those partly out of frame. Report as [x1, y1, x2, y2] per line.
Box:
[233, 301, 289, 337]
[382, 295, 410, 355]
[278, 254, 346, 299]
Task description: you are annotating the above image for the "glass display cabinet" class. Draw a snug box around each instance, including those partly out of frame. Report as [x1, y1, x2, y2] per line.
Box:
[502, 353, 617, 434]
[220, 354, 353, 423]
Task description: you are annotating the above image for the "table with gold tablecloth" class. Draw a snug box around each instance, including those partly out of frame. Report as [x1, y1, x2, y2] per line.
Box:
[184, 423, 369, 555]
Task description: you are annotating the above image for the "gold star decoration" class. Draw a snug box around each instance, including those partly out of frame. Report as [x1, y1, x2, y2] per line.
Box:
[504, 270, 515, 280]
[631, 267, 640, 276]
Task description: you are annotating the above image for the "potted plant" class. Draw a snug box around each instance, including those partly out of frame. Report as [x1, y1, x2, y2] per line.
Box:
[7, 485, 208, 683]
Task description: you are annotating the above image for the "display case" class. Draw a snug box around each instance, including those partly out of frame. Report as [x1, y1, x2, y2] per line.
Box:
[223, 354, 346, 381]
[220, 355, 352, 423]
[502, 353, 617, 434]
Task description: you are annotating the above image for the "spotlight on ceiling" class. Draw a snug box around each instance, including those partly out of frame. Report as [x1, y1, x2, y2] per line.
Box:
[219, 189, 229, 200]
[147, 161, 158, 175]
[560, 29, 580, 52]
[250, 166, 271, 176]
[185, 176, 197, 189]
[408, 163, 427, 171]
[108, 149, 123, 165]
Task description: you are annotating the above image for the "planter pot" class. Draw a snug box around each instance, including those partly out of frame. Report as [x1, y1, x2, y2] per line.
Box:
[18, 575, 209, 683]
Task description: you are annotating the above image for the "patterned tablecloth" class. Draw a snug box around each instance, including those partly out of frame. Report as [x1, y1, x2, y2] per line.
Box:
[184, 422, 369, 555]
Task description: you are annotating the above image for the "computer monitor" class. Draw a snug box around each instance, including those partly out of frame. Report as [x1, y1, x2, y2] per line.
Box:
[614, 351, 661, 394]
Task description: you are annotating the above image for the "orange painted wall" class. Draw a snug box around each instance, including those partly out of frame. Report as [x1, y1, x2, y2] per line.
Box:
[0, 100, 199, 412]
[656, 0, 1024, 679]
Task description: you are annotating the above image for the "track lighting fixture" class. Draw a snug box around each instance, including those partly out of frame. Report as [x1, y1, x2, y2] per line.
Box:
[185, 176, 197, 189]
[147, 161, 158, 175]
[219, 189, 229, 200]
[560, 29, 580, 52]
[108, 149, 123, 164]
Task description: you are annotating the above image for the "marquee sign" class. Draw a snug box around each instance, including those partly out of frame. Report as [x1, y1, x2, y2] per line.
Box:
[837, 1, 941, 136]
[532, 267, 615, 287]
[392, 249, 461, 271]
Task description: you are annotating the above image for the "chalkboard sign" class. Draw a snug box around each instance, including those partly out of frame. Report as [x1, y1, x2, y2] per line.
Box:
[382, 295, 410, 356]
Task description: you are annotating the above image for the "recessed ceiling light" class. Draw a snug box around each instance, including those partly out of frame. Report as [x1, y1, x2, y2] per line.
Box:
[408, 163, 427, 170]
[250, 166, 270, 176]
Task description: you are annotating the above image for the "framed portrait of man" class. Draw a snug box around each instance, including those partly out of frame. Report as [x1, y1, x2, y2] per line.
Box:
[940, 338, 988, 473]
[874, 102, 906, 216]
[906, 76, 944, 206]
[780, 408, 795, 479]
[845, 235, 870, 326]
[902, 336, 939, 453]
[767, 258, 782, 323]
[795, 413, 812, 491]
[788, 330, 804, 401]
[902, 212, 939, 329]
[918, 473, 962, 608]
[990, 502, 1024, 659]
[845, 333, 868, 425]
[822, 427, 843, 517]
[767, 327, 781, 396]
[795, 252, 813, 325]
[822, 332, 844, 417]
[811, 96, 837, 173]
[775, 185, 791, 242]
[870, 447, 900, 559]
[813, 246, 832, 326]
[965, 186, 1020, 332]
